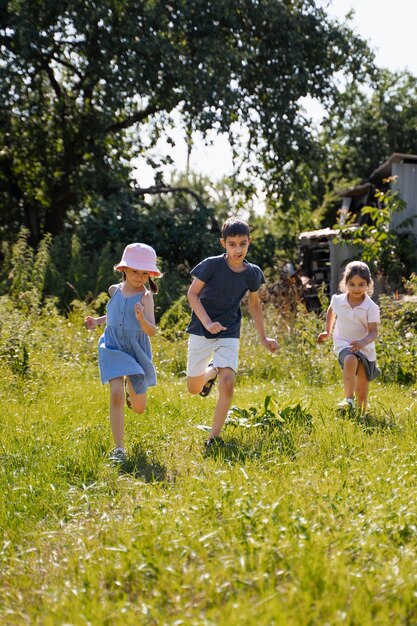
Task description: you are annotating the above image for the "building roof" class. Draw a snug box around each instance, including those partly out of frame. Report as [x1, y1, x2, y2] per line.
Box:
[338, 182, 371, 198]
[369, 152, 417, 183]
[337, 153, 417, 198]
[298, 227, 336, 240]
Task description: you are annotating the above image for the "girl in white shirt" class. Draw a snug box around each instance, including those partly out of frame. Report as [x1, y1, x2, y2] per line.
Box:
[317, 261, 380, 413]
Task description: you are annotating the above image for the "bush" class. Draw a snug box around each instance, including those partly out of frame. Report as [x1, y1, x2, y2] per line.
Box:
[378, 295, 417, 384]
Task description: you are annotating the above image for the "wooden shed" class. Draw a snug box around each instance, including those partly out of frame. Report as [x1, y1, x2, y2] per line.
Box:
[298, 153, 417, 310]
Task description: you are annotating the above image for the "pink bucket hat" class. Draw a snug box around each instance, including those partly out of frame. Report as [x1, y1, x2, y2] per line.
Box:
[114, 243, 162, 276]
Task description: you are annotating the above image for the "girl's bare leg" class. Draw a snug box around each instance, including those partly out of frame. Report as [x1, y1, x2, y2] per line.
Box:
[355, 361, 369, 412]
[343, 354, 358, 400]
[125, 377, 147, 414]
[109, 377, 125, 449]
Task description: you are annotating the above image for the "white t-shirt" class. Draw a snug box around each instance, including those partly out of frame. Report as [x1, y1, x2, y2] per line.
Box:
[330, 292, 380, 361]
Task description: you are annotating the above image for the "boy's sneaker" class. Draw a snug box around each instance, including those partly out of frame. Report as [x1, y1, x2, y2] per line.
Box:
[109, 447, 127, 464]
[337, 398, 355, 410]
[204, 436, 224, 447]
[199, 363, 218, 397]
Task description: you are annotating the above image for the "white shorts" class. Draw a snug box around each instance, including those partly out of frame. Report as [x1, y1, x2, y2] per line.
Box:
[186, 335, 240, 377]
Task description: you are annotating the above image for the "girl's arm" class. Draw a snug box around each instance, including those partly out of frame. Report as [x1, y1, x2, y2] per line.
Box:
[317, 306, 336, 343]
[349, 322, 378, 352]
[84, 283, 116, 330]
[84, 314, 107, 330]
[134, 292, 157, 337]
[187, 277, 227, 334]
[247, 290, 278, 353]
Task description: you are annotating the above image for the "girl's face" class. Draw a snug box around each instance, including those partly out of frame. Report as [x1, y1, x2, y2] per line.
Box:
[125, 267, 150, 288]
[346, 273, 368, 299]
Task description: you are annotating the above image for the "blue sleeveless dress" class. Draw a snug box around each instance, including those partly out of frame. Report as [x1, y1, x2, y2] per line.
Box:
[98, 285, 156, 394]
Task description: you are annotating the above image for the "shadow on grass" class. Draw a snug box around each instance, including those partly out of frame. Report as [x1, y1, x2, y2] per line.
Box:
[202, 433, 297, 463]
[120, 447, 168, 482]
[202, 435, 248, 463]
[336, 405, 398, 432]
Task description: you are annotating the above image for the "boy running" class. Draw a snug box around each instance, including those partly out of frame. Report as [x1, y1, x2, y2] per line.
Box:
[186, 217, 278, 446]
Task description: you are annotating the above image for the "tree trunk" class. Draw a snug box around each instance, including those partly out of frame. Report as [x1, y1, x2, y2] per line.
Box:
[44, 179, 74, 238]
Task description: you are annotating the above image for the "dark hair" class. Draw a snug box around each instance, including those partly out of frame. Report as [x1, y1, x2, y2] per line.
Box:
[339, 261, 374, 296]
[148, 277, 159, 294]
[121, 271, 159, 294]
[221, 217, 250, 239]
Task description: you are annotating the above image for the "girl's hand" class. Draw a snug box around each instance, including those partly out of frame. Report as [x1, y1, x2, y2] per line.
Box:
[262, 337, 279, 353]
[84, 316, 97, 330]
[317, 331, 329, 344]
[135, 302, 145, 321]
[349, 340, 364, 352]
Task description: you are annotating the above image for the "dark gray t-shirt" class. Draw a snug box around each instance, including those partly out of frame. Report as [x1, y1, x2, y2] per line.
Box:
[186, 254, 265, 338]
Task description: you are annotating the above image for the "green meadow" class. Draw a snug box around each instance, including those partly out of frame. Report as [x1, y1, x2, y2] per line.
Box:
[1, 296, 417, 625]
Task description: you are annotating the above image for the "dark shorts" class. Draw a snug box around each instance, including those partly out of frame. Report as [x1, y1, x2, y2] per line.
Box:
[338, 347, 381, 381]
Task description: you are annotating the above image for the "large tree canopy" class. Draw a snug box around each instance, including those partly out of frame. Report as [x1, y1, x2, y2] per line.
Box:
[0, 0, 373, 245]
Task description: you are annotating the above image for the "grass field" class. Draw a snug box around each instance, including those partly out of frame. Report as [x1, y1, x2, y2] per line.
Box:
[1, 303, 417, 625]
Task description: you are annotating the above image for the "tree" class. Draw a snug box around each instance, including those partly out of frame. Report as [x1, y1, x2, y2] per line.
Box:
[0, 0, 373, 246]
[320, 70, 417, 185]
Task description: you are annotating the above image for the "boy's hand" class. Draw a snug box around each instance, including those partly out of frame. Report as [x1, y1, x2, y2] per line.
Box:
[262, 337, 278, 353]
[317, 331, 329, 344]
[205, 321, 227, 334]
[84, 316, 97, 330]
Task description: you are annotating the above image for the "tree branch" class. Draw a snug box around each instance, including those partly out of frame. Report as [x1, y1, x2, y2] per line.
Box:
[132, 185, 206, 207]
[39, 58, 62, 99]
[106, 103, 162, 133]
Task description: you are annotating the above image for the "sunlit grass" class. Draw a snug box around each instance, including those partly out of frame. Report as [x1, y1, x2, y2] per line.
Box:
[1, 314, 417, 625]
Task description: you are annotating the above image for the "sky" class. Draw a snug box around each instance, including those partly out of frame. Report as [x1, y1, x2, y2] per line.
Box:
[134, 0, 417, 188]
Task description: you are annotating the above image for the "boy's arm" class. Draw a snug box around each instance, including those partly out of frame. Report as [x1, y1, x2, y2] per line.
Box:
[187, 278, 227, 335]
[317, 306, 335, 343]
[247, 290, 278, 353]
[349, 322, 378, 352]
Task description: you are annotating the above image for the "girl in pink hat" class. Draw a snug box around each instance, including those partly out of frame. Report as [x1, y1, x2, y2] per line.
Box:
[84, 243, 162, 463]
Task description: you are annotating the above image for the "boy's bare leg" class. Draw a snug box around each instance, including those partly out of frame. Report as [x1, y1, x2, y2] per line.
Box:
[109, 377, 125, 449]
[343, 354, 358, 400]
[355, 361, 369, 412]
[187, 363, 217, 394]
[209, 367, 236, 437]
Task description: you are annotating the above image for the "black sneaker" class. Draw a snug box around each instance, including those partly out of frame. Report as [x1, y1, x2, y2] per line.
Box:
[204, 436, 224, 447]
[199, 363, 218, 397]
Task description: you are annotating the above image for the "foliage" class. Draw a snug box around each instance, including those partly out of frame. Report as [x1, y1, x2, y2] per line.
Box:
[159, 295, 190, 340]
[315, 70, 417, 227]
[0, 0, 373, 246]
[321, 70, 417, 184]
[378, 295, 417, 385]
[333, 185, 416, 290]
[403, 272, 417, 295]
[227, 396, 313, 458]
[6, 227, 52, 312]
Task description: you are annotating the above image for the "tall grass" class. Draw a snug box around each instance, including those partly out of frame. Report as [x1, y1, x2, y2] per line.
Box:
[1, 296, 417, 625]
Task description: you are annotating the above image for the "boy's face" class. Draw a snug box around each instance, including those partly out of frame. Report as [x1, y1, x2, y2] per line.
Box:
[220, 234, 251, 266]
